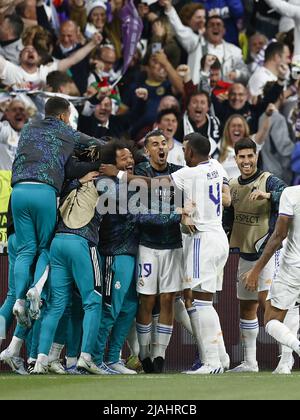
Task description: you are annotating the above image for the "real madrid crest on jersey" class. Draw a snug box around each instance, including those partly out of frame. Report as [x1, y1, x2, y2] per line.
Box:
[115, 281, 121, 290]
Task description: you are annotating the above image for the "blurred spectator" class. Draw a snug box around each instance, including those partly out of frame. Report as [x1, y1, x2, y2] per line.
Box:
[52, 20, 90, 94]
[22, 25, 54, 64]
[0, 99, 29, 161]
[247, 32, 268, 74]
[248, 42, 290, 98]
[147, 16, 182, 69]
[0, 33, 102, 90]
[155, 108, 185, 166]
[162, 1, 249, 85]
[176, 91, 221, 154]
[201, 0, 244, 46]
[0, 14, 24, 65]
[15, 0, 38, 29]
[258, 81, 295, 184]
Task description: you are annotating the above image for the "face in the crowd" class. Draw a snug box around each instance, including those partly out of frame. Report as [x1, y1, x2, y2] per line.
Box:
[249, 34, 267, 56]
[94, 97, 112, 124]
[187, 94, 209, 126]
[20, 45, 39, 67]
[0, 17, 14, 41]
[115, 148, 134, 174]
[189, 9, 206, 33]
[157, 113, 178, 142]
[145, 135, 169, 168]
[5, 100, 28, 131]
[158, 95, 179, 112]
[228, 84, 248, 110]
[147, 56, 167, 83]
[228, 117, 246, 146]
[59, 81, 80, 97]
[235, 148, 258, 178]
[100, 47, 116, 73]
[210, 68, 221, 88]
[90, 6, 107, 30]
[205, 17, 225, 45]
[59, 21, 79, 49]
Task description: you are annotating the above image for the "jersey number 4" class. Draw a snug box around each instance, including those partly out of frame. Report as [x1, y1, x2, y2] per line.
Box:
[209, 182, 221, 216]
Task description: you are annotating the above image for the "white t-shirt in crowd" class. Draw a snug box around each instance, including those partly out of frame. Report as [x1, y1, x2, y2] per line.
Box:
[248, 66, 277, 97]
[171, 158, 228, 232]
[0, 59, 58, 89]
[278, 186, 300, 267]
[167, 139, 186, 166]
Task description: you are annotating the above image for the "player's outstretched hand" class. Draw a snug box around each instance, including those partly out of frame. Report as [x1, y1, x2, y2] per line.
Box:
[242, 269, 259, 292]
[100, 164, 119, 177]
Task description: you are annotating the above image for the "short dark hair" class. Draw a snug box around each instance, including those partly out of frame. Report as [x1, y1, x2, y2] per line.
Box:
[184, 132, 210, 157]
[206, 15, 224, 27]
[4, 14, 24, 38]
[234, 137, 257, 155]
[144, 129, 166, 147]
[187, 91, 211, 108]
[264, 42, 284, 62]
[156, 108, 180, 123]
[45, 97, 70, 117]
[201, 54, 221, 71]
[46, 71, 74, 92]
[101, 139, 135, 164]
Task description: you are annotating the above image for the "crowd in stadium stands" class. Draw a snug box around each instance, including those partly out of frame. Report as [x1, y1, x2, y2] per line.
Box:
[1, 0, 300, 377]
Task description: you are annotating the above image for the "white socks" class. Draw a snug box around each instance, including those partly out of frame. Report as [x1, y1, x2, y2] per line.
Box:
[37, 353, 48, 365]
[174, 296, 193, 336]
[210, 305, 228, 362]
[240, 318, 259, 365]
[152, 323, 173, 359]
[266, 319, 300, 354]
[7, 336, 23, 357]
[136, 322, 151, 360]
[281, 306, 299, 362]
[48, 342, 64, 363]
[190, 300, 221, 367]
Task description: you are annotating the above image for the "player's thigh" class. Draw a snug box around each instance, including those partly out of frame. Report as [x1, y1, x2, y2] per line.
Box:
[158, 247, 183, 294]
[137, 245, 158, 295]
[267, 263, 300, 311]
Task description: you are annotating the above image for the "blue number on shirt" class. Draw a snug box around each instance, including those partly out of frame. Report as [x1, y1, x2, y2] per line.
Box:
[209, 182, 221, 216]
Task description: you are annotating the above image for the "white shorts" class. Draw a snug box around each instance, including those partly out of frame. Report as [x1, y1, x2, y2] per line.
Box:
[136, 245, 183, 295]
[267, 262, 300, 310]
[237, 254, 277, 300]
[182, 230, 229, 293]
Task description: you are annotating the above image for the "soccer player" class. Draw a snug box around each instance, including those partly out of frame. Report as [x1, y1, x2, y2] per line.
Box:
[33, 167, 104, 375]
[100, 131, 230, 373]
[11, 96, 102, 326]
[224, 138, 297, 373]
[95, 138, 181, 374]
[134, 129, 183, 373]
[243, 185, 300, 364]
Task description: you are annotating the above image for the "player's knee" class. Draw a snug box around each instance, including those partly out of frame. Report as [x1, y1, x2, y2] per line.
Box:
[160, 293, 176, 308]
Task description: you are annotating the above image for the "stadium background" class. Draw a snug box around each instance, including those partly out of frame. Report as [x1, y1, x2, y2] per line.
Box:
[1, 250, 297, 372]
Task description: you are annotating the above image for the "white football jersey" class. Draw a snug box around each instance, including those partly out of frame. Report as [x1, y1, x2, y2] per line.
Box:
[171, 158, 228, 232]
[278, 186, 300, 267]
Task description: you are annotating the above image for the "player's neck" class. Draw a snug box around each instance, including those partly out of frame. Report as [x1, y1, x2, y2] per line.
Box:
[150, 160, 167, 172]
